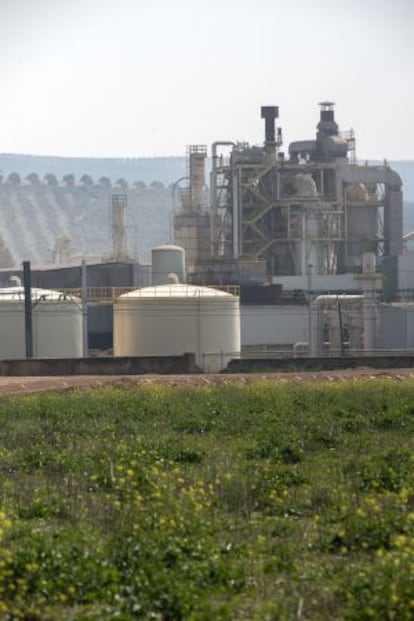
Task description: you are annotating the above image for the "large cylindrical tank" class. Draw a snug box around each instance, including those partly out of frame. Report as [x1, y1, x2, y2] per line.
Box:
[114, 283, 240, 372]
[0, 287, 82, 359]
[151, 244, 186, 285]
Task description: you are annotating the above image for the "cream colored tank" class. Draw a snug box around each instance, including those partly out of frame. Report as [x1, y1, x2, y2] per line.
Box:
[0, 287, 82, 359]
[151, 245, 186, 285]
[114, 283, 240, 372]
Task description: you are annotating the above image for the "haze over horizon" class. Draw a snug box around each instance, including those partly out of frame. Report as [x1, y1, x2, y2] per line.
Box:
[1, 0, 413, 160]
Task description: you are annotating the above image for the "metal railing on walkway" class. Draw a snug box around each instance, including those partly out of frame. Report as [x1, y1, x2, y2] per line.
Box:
[58, 285, 240, 303]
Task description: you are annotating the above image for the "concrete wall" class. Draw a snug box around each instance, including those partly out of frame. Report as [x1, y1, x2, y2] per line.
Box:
[227, 355, 414, 373]
[397, 254, 414, 291]
[0, 354, 198, 376]
[379, 304, 414, 349]
[1, 352, 413, 377]
[379, 306, 407, 349]
[241, 304, 308, 350]
[382, 253, 414, 301]
[271, 273, 368, 292]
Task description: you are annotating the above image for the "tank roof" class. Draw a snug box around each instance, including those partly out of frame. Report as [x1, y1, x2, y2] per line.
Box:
[119, 283, 235, 299]
[152, 244, 185, 252]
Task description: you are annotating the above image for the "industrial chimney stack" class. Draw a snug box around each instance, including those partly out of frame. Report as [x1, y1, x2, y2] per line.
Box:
[261, 106, 282, 162]
[317, 101, 339, 138]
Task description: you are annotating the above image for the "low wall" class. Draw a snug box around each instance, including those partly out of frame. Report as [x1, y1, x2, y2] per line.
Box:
[226, 355, 414, 373]
[0, 354, 198, 376]
[0, 354, 412, 376]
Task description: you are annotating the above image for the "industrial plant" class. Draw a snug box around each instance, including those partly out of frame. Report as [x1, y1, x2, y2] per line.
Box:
[1, 101, 414, 368]
[174, 102, 402, 284]
[169, 102, 413, 359]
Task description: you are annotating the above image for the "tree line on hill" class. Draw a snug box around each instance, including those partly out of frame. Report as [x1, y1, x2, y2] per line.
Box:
[0, 172, 170, 192]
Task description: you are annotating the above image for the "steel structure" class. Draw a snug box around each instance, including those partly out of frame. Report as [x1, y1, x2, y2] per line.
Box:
[173, 145, 211, 275]
[174, 103, 403, 285]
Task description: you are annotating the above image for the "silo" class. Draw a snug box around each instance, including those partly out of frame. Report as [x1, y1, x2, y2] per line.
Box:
[151, 244, 186, 285]
[114, 283, 240, 372]
[345, 183, 377, 269]
[0, 287, 82, 359]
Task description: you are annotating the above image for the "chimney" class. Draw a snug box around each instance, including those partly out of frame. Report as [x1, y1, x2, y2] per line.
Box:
[261, 106, 279, 147]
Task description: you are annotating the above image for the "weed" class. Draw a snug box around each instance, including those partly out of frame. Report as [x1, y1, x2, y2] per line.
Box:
[0, 378, 412, 619]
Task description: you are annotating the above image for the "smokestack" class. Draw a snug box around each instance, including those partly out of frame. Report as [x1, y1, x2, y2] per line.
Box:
[317, 101, 338, 137]
[261, 106, 279, 146]
[112, 193, 128, 260]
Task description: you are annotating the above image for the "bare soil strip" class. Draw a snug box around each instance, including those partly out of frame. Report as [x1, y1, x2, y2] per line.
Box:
[0, 368, 413, 395]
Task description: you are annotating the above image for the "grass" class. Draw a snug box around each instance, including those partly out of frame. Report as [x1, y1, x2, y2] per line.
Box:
[0, 378, 413, 620]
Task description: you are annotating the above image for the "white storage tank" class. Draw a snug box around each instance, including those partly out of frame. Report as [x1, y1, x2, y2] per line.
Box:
[114, 283, 240, 372]
[152, 245, 186, 285]
[0, 287, 82, 359]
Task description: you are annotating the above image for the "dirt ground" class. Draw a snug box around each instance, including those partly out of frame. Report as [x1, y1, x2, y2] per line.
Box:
[0, 367, 413, 396]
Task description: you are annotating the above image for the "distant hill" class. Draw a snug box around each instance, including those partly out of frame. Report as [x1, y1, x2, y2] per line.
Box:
[0, 154, 186, 187]
[0, 180, 172, 267]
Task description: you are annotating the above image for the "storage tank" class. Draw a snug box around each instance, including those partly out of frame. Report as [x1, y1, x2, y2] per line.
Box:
[152, 244, 186, 285]
[0, 287, 82, 359]
[114, 283, 240, 372]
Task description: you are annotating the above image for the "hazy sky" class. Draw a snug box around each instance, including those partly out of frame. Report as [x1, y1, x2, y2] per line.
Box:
[0, 0, 413, 159]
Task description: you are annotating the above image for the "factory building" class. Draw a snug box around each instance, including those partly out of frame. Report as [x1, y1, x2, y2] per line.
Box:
[0, 102, 412, 364]
[173, 102, 402, 287]
[171, 103, 408, 357]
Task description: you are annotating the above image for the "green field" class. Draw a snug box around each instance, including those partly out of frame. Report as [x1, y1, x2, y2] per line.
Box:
[0, 379, 413, 620]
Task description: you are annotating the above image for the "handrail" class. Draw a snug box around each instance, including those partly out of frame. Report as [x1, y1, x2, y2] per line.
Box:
[57, 285, 240, 302]
[57, 287, 136, 302]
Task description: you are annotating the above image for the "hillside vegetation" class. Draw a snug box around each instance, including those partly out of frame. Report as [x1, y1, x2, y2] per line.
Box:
[0, 180, 172, 266]
[0, 154, 186, 187]
[0, 379, 412, 620]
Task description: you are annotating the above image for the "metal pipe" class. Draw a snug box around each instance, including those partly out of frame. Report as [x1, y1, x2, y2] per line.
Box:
[363, 292, 377, 352]
[337, 299, 345, 355]
[232, 167, 240, 259]
[81, 259, 88, 357]
[23, 261, 33, 358]
[307, 264, 314, 356]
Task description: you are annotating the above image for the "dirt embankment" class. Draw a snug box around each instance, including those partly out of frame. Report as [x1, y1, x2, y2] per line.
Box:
[0, 368, 413, 396]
